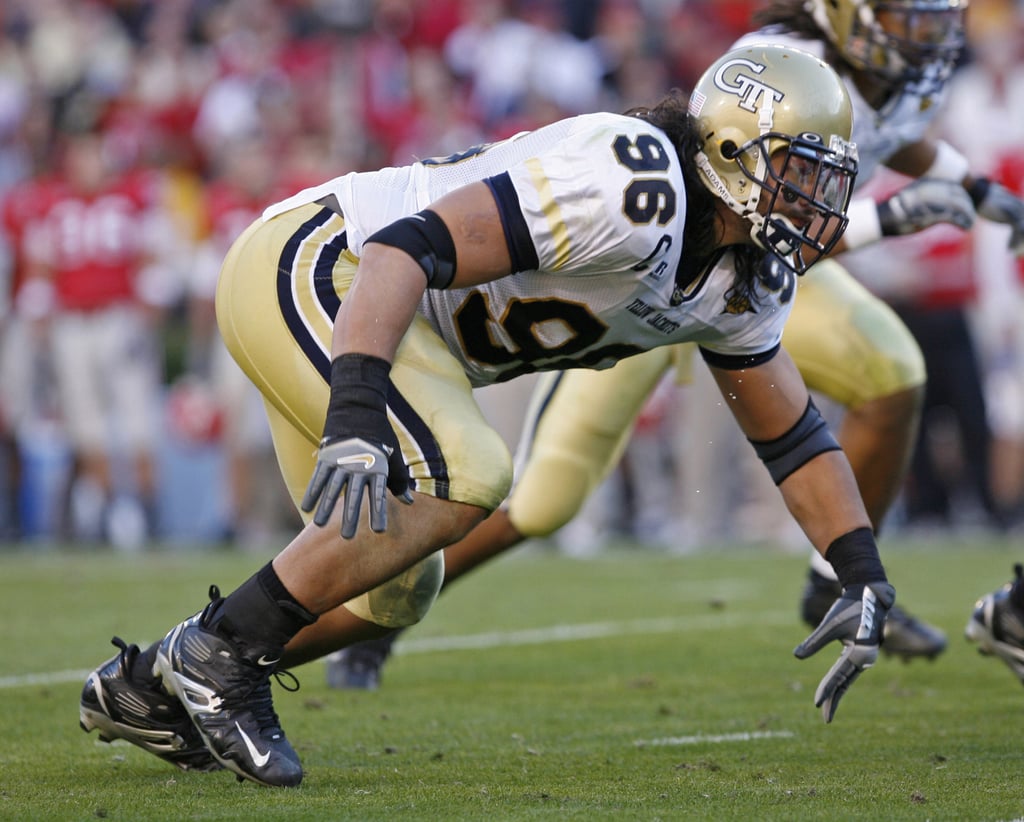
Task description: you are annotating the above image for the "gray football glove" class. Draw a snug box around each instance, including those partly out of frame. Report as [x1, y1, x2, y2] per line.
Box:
[793, 581, 896, 723]
[877, 179, 976, 236]
[972, 180, 1024, 255]
[300, 353, 412, 539]
[302, 437, 412, 539]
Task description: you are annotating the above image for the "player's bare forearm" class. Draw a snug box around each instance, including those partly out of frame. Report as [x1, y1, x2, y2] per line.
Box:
[709, 350, 871, 553]
[709, 348, 810, 441]
[777, 449, 872, 553]
[884, 138, 938, 179]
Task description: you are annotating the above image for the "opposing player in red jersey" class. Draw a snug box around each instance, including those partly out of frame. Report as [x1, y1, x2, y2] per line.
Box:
[17, 127, 170, 546]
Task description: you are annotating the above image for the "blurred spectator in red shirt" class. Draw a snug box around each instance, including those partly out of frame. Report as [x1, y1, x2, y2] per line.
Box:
[11, 122, 174, 546]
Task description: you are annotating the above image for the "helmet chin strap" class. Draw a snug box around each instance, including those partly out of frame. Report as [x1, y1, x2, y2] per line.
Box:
[743, 88, 781, 250]
[696, 88, 795, 255]
[694, 152, 772, 251]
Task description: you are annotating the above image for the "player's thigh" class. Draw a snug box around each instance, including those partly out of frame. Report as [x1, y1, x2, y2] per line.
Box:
[216, 205, 512, 512]
[508, 347, 674, 537]
[784, 259, 925, 408]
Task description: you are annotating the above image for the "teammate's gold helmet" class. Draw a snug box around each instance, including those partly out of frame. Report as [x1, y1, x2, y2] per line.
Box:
[809, 0, 968, 87]
[689, 44, 858, 275]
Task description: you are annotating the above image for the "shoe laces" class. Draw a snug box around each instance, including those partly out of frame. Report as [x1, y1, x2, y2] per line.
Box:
[197, 583, 302, 735]
[234, 668, 300, 736]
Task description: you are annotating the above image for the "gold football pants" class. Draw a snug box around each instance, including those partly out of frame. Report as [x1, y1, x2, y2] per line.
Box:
[216, 204, 513, 626]
[507, 258, 925, 537]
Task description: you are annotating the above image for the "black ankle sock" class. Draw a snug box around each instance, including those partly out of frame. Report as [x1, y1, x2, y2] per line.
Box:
[218, 563, 317, 650]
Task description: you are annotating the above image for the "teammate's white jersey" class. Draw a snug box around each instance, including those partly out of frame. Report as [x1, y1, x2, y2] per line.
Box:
[264, 112, 792, 387]
[732, 29, 948, 185]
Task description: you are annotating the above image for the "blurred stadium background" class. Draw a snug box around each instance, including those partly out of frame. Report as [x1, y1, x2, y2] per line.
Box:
[1, 0, 1023, 553]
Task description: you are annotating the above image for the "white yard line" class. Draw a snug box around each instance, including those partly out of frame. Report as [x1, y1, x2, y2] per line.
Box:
[391, 610, 793, 653]
[1, 609, 793, 690]
[635, 730, 795, 746]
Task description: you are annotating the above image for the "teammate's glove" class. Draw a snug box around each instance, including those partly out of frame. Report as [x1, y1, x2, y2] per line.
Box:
[877, 178, 976, 236]
[793, 581, 896, 723]
[300, 353, 412, 539]
[968, 178, 1024, 256]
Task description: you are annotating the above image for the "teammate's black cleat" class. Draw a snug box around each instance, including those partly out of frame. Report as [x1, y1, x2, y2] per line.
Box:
[155, 586, 303, 787]
[965, 563, 1024, 685]
[326, 631, 401, 691]
[801, 569, 947, 661]
[80, 636, 219, 771]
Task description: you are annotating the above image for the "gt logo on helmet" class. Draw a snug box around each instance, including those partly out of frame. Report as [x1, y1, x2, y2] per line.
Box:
[712, 58, 785, 114]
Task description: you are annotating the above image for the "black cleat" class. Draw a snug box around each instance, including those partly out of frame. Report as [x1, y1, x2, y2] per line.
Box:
[801, 569, 947, 661]
[80, 636, 219, 771]
[155, 586, 303, 787]
[965, 563, 1024, 685]
[326, 632, 400, 691]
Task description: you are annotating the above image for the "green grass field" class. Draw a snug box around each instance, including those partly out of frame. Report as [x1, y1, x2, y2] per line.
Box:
[2, 535, 1023, 821]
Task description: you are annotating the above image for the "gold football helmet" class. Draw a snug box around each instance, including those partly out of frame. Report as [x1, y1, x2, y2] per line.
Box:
[689, 44, 858, 275]
[809, 0, 968, 88]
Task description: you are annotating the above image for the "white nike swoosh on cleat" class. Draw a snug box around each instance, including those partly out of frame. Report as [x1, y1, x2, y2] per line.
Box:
[236, 722, 271, 768]
[256, 655, 280, 667]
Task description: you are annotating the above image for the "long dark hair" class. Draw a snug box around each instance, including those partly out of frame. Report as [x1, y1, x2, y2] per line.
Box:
[753, 0, 845, 70]
[626, 92, 763, 302]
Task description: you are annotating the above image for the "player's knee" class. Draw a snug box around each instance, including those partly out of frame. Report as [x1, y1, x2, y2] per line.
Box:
[859, 327, 926, 404]
[507, 453, 600, 538]
[895, 347, 926, 393]
[343, 552, 445, 628]
[441, 424, 513, 512]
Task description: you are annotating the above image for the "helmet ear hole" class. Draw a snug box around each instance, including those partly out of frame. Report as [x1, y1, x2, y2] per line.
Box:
[721, 140, 739, 160]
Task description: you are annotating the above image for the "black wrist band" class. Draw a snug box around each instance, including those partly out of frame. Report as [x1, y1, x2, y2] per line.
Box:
[876, 199, 900, 237]
[824, 527, 888, 588]
[322, 353, 391, 440]
[966, 177, 991, 208]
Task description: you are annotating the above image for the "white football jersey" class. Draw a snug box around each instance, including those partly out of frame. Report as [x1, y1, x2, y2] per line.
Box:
[732, 29, 948, 185]
[263, 113, 793, 387]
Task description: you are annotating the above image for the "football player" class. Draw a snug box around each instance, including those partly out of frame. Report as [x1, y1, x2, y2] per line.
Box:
[81, 45, 888, 786]
[12, 126, 168, 546]
[327, 0, 1024, 689]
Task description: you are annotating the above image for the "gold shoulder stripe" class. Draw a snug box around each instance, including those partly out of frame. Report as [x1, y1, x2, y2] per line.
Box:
[526, 157, 571, 270]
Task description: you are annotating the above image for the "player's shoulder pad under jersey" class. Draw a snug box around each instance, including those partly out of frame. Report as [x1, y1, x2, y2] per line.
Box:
[504, 111, 686, 274]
